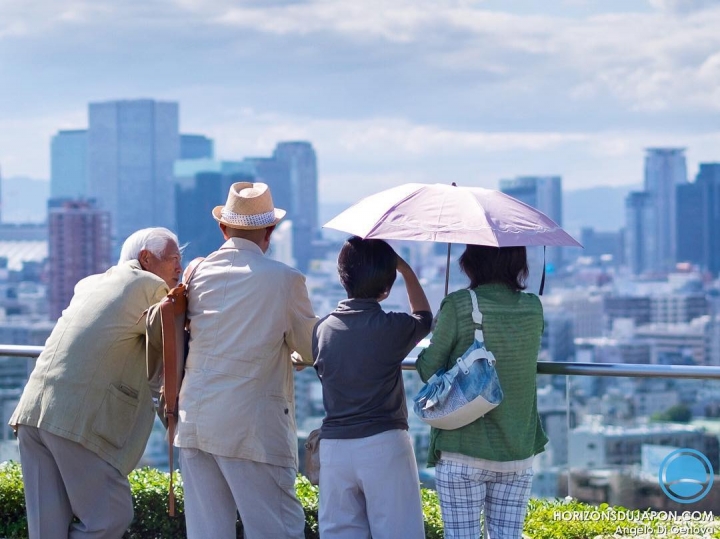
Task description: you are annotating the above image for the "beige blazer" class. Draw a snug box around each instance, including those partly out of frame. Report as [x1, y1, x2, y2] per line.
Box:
[9, 261, 168, 475]
[174, 238, 317, 468]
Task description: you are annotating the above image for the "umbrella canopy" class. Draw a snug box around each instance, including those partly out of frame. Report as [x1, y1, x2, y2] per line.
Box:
[324, 183, 581, 248]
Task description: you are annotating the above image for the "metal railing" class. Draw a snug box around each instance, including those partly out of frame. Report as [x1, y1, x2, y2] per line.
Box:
[4, 345, 720, 380]
[5, 344, 720, 500]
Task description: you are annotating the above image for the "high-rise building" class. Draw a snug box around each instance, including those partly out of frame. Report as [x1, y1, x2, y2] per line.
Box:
[87, 99, 179, 252]
[50, 130, 88, 199]
[180, 134, 214, 160]
[243, 157, 292, 215]
[48, 200, 112, 321]
[676, 181, 703, 266]
[644, 148, 687, 272]
[696, 164, 720, 276]
[625, 191, 656, 275]
[674, 163, 720, 275]
[499, 176, 564, 271]
[273, 142, 318, 272]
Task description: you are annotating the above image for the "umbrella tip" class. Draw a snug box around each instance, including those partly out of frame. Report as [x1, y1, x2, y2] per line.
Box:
[451, 182, 457, 187]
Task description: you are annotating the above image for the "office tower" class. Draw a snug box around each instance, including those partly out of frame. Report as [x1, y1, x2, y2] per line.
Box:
[51, 130, 87, 199]
[697, 164, 720, 275]
[87, 99, 179, 252]
[625, 191, 656, 275]
[174, 159, 257, 260]
[273, 142, 318, 272]
[243, 157, 293, 221]
[180, 134, 214, 160]
[48, 200, 111, 321]
[676, 182, 703, 266]
[644, 148, 687, 272]
[499, 176, 564, 271]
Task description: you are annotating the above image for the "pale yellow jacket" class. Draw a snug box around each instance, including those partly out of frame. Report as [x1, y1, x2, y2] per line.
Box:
[9, 261, 168, 474]
[174, 238, 317, 469]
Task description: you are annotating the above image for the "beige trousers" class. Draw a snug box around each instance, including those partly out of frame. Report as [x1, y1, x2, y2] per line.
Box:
[180, 447, 305, 539]
[17, 425, 133, 539]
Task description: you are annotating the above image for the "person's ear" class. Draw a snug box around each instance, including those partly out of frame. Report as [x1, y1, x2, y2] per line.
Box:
[138, 249, 150, 270]
[219, 223, 231, 240]
[264, 226, 274, 242]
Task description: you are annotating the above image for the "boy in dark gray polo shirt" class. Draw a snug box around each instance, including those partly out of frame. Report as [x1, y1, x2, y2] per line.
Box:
[312, 236, 431, 539]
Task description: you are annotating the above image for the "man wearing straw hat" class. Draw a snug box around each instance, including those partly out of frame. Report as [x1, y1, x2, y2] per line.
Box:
[176, 182, 317, 539]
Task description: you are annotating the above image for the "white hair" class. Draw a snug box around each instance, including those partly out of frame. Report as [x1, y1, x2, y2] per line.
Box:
[118, 227, 179, 264]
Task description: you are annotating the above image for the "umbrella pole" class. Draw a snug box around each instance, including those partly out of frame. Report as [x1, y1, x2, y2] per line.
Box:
[444, 182, 457, 297]
[444, 243, 451, 296]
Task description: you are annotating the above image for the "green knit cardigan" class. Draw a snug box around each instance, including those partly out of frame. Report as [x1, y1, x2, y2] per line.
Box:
[416, 283, 548, 466]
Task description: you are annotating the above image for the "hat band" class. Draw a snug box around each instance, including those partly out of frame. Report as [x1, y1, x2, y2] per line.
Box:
[220, 208, 276, 227]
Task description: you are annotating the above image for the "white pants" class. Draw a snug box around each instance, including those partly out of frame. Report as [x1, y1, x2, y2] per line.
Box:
[319, 429, 425, 539]
[18, 426, 134, 539]
[180, 447, 305, 539]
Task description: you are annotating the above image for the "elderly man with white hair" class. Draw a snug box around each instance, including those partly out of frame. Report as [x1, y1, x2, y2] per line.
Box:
[9, 227, 182, 539]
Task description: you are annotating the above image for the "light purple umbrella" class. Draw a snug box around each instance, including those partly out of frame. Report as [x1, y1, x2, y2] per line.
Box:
[324, 183, 582, 293]
[324, 183, 581, 247]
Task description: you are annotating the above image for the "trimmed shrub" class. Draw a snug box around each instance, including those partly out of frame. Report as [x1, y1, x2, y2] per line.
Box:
[3, 462, 720, 538]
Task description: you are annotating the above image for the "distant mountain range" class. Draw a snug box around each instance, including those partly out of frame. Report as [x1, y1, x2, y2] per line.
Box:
[2, 176, 637, 234]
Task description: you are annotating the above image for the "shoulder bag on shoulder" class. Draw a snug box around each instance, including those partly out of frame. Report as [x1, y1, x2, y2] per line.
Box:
[413, 289, 504, 430]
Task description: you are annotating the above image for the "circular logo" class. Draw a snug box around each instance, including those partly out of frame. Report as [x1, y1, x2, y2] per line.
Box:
[658, 448, 714, 504]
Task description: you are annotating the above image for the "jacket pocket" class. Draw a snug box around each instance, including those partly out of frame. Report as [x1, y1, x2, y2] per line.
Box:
[259, 395, 294, 460]
[92, 384, 140, 448]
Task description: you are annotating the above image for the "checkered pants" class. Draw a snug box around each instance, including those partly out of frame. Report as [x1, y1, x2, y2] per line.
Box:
[435, 459, 533, 539]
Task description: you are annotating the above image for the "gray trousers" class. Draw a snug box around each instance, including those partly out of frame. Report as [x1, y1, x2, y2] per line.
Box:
[180, 447, 305, 539]
[318, 429, 425, 539]
[17, 426, 133, 539]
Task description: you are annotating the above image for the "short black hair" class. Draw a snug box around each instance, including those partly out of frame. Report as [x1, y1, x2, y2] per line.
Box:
[338, 236, 398, 299]
[459, 245, 529, 291]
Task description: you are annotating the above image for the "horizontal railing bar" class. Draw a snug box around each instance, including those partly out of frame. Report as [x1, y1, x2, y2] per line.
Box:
[402, 359, 720, 380]
[0, 345, 44, 357]
[2, 345, 720, 380]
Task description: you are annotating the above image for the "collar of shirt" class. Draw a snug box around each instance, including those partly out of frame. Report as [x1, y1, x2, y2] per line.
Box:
[220, 237, 264, 255]
[334, 298, 382, 314]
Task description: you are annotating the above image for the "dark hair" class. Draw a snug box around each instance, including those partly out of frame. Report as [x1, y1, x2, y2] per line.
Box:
[338, 236, 398, 299]
[459, 245, 529, 291]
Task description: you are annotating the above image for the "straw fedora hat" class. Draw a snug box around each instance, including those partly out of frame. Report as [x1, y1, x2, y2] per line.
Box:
[212, 182, 286, 230]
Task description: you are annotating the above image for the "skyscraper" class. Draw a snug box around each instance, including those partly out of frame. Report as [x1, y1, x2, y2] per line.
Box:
[644, 148, 687, 272]
[51, 130, 87, 199]
[676, 182, 703, 266]
[499, 176, 564, 270]
[625, 191, 656, 275]
[243, 157, 292, 215]
[48, 200, 111, 321]
[697, 163, 720, 275]
[273, 142, 318, 272]
[87, 99, 179, 251]
[180, 134, 214, 160]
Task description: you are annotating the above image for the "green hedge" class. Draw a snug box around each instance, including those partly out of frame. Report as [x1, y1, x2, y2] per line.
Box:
[2, 461, 719, 538]
[0, 462, 443, 539]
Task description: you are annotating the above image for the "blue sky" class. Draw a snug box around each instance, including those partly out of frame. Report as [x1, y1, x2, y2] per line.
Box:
[1, 0, 719, 203]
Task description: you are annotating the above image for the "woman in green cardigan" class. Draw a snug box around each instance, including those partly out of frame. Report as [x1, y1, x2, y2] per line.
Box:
[416, 245, 548, 539]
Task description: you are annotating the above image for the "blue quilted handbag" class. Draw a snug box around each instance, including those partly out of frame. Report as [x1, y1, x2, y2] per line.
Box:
[413, 290, 504, 430]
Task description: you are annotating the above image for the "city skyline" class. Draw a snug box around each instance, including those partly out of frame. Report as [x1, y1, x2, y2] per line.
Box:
[2, 1, 720, 205]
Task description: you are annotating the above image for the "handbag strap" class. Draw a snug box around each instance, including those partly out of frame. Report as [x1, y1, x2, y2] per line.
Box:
[160, 256, 204, 517]
[455, 290, 496, 374]
[468, 290, 484, 342]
